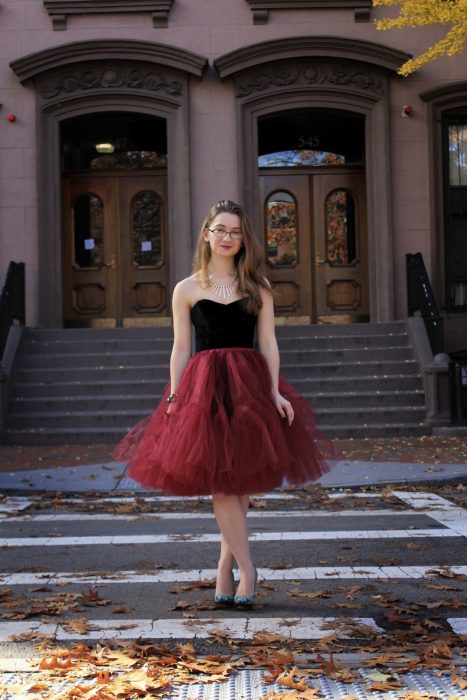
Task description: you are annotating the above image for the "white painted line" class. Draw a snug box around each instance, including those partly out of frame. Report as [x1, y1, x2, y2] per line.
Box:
[447, 617, 467, 636]
[0, 527, 456, 549]
[0, 492, 388, 511]
[328, 492, 388, 499]
[57, 493, 299, 503]
[0, 497, 33, 515]
[1, 565, 465, 587]
[0, 616, 384, 642]
[394, 492, 467, 538]
[0, 508, 422, 523]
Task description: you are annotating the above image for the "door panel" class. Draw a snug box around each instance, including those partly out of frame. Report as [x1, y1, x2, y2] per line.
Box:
[259, 175, 312, 320]
[118, 176, 169, 325]
[259, 170, 368, 323]
[313, 172, 368, 322]
[63, 177, 118, 327]
[62, 173, 169, 327]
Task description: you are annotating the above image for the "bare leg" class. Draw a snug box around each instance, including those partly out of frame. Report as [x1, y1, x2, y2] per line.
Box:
[212, 493, 256, 596]
[216, 494, 250, 594]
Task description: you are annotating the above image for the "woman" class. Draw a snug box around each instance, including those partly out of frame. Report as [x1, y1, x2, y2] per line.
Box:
[113, 200, 334, 607]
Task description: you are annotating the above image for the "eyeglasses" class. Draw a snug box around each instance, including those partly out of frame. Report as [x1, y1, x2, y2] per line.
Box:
[207, 226, 243, 241]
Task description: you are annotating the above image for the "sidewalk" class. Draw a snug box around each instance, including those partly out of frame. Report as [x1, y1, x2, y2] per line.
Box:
[1, 436, 466, 492]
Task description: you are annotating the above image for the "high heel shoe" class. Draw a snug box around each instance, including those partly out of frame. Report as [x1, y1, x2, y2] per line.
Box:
[214, 571, 235, 606]
[234, 568, 257, 608]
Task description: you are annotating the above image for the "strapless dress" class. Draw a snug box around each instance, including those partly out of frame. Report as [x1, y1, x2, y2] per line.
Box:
[113, 299, 334, 495]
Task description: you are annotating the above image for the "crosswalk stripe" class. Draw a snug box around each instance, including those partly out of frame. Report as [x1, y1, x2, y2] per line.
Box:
[0, 508, 422, 522]
[0, 491, 388, 513]
[447, 617, 467, 636]
[0, 616, 384, 642]
[0, 527, 456, 548]
[393, 491, 467, 537]
[1, 565, 465, 586]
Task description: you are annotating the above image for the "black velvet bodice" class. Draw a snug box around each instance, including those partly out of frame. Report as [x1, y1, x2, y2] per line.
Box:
[190, 299, 257, 352]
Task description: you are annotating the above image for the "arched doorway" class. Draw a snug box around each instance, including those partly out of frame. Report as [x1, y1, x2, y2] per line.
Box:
[10, 39, 208, 327]
[258, 109, 368, 323]
[61, 113, 169, 327]
[215, 37, 411, 322]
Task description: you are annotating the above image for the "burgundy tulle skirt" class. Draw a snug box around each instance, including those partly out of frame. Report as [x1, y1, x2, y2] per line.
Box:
[113, 348, 336, 495]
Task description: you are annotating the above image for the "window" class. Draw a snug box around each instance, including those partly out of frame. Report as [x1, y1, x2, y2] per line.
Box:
[266, 192, 298, 267]
[73, 194, 103, 269]
[132, 192, 164, 268]
[443, 112, 467, 310]
[325, 189, 357, 266]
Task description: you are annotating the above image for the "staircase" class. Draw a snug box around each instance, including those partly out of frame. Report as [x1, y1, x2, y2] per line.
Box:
[2, 322, 428, 445]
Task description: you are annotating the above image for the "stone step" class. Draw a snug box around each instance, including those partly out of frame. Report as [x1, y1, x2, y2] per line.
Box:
[20, 333, 410, 354]
[8, 389, 425, 413]
[281, 360, 420, 378]
[22, 338, 174, 354]
[4, 321, 429, 443]
[22, 327, 174, 341]
[6, 405, 427, 430]
[9, 373, 424, 398]
[16, 345, 414, 368]
[317, 423, 429, 438]
[23, 321, 405, 342]
[275, 321, 406, 336]
[12, 359, 421, 383]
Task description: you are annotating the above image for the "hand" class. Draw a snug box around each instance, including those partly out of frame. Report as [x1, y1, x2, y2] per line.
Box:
[274, 392, 294, 426]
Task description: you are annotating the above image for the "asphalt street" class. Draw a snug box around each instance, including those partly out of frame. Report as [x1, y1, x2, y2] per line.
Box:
[0, 488, 465, 646]
[0, 463, 466, 698]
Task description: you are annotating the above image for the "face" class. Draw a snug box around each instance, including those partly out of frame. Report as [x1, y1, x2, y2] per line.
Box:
[204, 212, 243, 258]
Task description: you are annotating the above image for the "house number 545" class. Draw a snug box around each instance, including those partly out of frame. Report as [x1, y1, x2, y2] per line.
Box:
[298, 135, 320, 148]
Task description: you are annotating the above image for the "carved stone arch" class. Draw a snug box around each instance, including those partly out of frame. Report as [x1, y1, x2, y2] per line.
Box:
[10, 40, 208, 326]
[215, 35, 410, 77]
[10, 39, 207, 82]
[214, 37, 411, 322]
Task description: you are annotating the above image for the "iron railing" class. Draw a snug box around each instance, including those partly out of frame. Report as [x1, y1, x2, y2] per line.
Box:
[0, 261, 25, 367]
[406, 252, 443, 355]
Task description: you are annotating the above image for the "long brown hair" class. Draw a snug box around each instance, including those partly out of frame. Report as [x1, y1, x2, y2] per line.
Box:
[193, 200, 270, 314]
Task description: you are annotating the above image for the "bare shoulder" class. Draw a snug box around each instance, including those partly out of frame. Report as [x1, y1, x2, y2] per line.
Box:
[172, 275, 198, 308]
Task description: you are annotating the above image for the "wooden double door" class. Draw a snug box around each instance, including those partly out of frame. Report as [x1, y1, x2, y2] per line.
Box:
[62, 172, 168, 327]
[260, 169, 369, 323]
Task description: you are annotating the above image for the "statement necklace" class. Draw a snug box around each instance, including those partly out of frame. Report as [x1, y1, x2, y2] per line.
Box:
[208, 273, 238, 299]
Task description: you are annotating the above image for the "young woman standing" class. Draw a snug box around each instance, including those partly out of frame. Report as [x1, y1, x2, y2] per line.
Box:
[113, 200, 334, 607]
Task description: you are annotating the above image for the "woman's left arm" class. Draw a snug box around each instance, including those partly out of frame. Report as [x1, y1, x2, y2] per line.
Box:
[257, 289, 294, 425]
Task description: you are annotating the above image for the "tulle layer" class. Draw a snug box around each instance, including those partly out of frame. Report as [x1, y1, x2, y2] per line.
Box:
[113, 348, 336, 495]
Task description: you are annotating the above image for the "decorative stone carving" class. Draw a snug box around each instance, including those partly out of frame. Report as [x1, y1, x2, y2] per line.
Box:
[41, 67, 182, 100]
[235, 62, 384, 98]
[43, 0, 175, 30]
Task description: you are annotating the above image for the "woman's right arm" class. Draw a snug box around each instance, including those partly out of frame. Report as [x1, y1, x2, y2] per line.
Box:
[168, 282, 192, 400]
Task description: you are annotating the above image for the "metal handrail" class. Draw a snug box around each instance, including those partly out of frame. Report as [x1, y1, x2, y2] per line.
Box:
[406, 252, 443, 355]
[0, 261, 25, 367]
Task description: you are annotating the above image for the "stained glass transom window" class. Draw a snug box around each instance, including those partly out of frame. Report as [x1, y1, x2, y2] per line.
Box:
[73, 194, 103, 269]
[266, 192, 297, 267]
[325, 189, 357, 266]
[259, 150, 345, 168]
[132, 191, 163, 267]
[449, 125, 467, 186]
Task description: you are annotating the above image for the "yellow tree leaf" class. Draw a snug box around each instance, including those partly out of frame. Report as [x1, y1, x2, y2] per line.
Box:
[373, 0, 467, 74]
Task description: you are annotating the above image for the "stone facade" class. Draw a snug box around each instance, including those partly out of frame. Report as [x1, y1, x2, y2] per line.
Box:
[0, 0, 466, 348]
